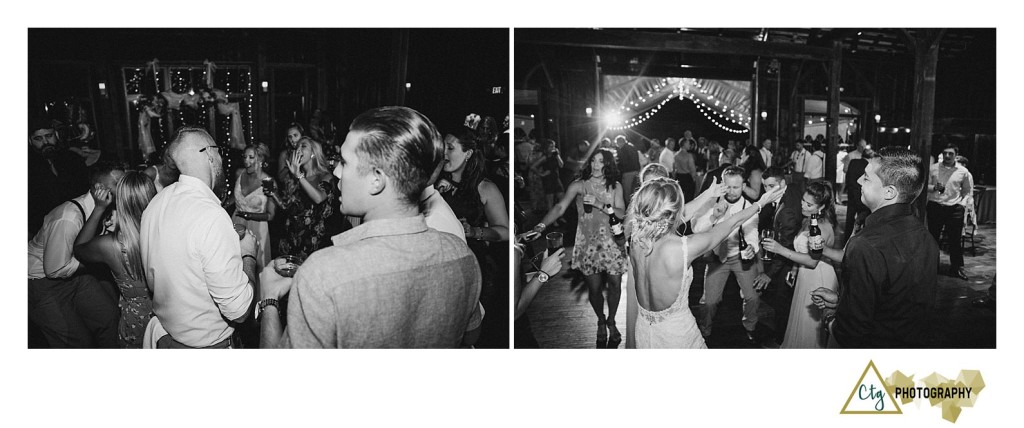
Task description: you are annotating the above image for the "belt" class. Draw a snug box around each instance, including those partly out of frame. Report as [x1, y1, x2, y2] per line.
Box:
[156, 335, 232, 349]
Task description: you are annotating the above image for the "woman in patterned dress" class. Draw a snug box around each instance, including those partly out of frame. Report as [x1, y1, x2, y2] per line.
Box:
[533, 148, 628, 348]
[73, 171, 157, 348]
[268, 137, 337, 260]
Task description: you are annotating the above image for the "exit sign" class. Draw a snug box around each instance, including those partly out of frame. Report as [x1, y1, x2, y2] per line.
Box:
[492, 86, 503, 94]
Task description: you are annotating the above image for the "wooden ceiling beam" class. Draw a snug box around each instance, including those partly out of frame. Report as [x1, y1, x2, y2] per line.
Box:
[518, 29, 836, 61]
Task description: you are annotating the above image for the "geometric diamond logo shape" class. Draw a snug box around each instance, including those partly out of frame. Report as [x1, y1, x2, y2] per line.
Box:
[841, 360, 903, 414]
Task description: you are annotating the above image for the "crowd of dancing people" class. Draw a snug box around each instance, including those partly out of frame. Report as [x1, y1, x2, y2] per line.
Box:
[516, 129, 969, 349]
[28, 105, 510, 349]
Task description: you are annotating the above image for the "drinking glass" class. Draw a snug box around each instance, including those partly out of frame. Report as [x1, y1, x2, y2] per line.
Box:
[274, 255, 305, 278]
[261, 177, 276, 194]
[760, 230, 776, 261]
[546, 232, 564, 257]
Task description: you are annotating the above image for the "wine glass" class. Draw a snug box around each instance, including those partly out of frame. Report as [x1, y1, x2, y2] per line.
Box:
[760, 230, 776, 261]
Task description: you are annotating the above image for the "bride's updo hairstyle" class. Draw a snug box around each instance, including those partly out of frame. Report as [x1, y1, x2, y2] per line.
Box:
[629, 177, 684, 255]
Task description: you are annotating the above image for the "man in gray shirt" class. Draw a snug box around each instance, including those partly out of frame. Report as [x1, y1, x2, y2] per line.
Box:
[259, 106, 482, 348]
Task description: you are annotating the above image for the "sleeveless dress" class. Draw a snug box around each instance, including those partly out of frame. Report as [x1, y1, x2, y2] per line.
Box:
[571, 180, 628, 276]
[114, 237, 153, 349]
[635, 235, 707, 348]
[781, 229, 839, 349]
[232, 176, 271, 268]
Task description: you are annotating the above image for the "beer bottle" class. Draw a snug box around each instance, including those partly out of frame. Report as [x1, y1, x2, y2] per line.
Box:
[738, 223, 752, 261]
[809, 213, 823, 259]
[605, 204, 625, 247]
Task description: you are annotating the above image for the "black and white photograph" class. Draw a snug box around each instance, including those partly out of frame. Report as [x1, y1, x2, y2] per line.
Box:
[514, 28, 996, 349]
[27, 28, 510, 349]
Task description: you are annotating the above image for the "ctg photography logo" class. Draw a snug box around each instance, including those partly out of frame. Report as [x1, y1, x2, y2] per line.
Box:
[840, 360, 985, 423]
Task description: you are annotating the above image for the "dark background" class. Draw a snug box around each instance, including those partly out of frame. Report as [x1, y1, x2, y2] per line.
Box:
[29, 28, 509, 164]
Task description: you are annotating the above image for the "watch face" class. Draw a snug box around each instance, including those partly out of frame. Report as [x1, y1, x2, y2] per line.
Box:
[539, 272, 550, 283]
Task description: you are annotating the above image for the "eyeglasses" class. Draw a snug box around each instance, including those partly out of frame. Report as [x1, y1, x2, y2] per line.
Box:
[199, 145, 220, 153]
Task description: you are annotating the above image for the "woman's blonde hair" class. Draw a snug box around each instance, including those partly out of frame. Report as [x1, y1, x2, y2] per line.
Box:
[628, 177, 684, 255]
[298, 137, 330, 177]
[114, 171, 157, 281]
[247, 142, 271, 171]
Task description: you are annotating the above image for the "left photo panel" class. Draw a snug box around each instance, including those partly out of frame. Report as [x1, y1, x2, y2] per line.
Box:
[27, 28, 510, 349]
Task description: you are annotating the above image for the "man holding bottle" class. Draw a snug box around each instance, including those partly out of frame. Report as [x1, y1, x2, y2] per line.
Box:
[692, 166, 763, 345]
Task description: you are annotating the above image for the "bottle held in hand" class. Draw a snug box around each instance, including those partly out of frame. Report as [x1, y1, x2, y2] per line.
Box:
[605, 204, 625, 247]
[808, 213, 823, 259]
[738, 224, 753, 261]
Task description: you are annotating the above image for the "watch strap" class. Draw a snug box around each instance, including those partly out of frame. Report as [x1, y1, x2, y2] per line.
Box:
[256, 298, 279, 320]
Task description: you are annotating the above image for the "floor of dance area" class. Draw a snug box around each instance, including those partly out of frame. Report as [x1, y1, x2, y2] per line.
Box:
[524, 203, 996, 349]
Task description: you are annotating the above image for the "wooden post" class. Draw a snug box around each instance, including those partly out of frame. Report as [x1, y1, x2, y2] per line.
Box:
[825, 40, 842, 183]
[751, 59, 760, 147]
[257, 44, 269, 147]
[906, 29, 944, 218]
[390, 29, 410, 106]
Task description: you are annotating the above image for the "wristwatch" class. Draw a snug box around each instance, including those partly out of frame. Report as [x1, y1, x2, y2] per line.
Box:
[256, 298, 279, 321]
[537, 270, 550, 283]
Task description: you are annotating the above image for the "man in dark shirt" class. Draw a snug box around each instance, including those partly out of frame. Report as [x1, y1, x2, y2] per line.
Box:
[752, 167, 805, 345]
[811, 147, 938, 348]
[613, 135, 642, 206]
[28, 118, 91, 237]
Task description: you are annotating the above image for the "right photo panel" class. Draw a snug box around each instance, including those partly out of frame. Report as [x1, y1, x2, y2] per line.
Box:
[514, 28, 995, 349]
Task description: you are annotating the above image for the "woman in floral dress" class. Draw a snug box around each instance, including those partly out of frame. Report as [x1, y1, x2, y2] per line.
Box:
[268, 137, 337, 260]
[533, 148, 628, 348]
[73, 171, 157, 348]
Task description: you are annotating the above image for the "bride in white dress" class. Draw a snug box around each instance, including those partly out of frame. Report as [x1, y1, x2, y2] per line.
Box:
[631, 177, 783, 348]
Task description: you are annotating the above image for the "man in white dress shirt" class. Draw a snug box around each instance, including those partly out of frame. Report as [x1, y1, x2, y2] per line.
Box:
[693, 167, 762, 344]
[804, 141, 826, 181]
[788, 141, 807, 177]
[927, 144, 974, 281]
[759, 138, 773, 168]
[141, 127, 259, 348]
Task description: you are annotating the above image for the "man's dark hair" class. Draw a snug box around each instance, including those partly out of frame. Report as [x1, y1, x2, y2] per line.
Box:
[873, 146, 925, 203]
[761, 166, 786, 182]
[89, 161, 126, 186]
[29, 117, 55, 135]
[348, 106, 442, 206]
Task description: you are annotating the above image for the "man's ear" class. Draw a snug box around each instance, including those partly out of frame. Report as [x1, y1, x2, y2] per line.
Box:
[882, 185, 899, 202]
[369, 168, 387, 196]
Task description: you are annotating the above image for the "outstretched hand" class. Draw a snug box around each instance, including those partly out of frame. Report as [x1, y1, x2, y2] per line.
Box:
[707, 176, 726, 199]
[757, 184, 785, 207]
[287, 151, 303, 177]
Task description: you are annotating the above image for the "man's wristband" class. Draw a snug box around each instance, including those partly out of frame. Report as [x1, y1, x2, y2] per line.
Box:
[242, 254, 257, 263]
[256, 298, 279, 321]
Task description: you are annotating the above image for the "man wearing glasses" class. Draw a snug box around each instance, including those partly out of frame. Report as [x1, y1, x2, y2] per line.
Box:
[926, 143, 974, 281]
[141, 127, 259, 348]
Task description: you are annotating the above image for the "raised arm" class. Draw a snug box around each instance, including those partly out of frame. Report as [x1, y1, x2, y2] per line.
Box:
[687, 186, 783, 264]
[73, 187, 114, 265]
[533, 181, 581, 232]
[764, 222, 836, 269]
[683, 176, 724, 221]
